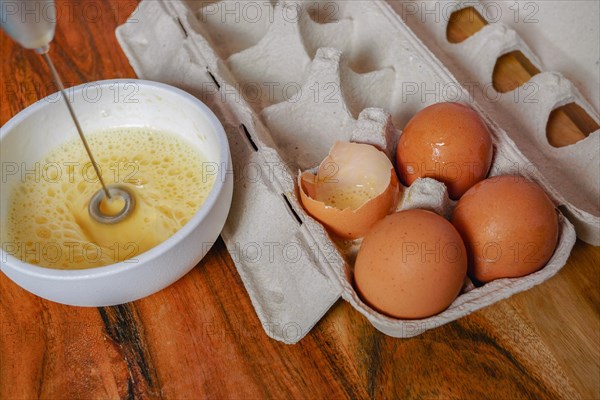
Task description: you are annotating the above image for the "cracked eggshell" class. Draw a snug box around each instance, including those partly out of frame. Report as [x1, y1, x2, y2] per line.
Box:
[299, 141, 400, 239]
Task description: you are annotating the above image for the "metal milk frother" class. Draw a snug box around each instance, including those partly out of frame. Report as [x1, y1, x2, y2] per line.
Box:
[1, 0, 135, 224]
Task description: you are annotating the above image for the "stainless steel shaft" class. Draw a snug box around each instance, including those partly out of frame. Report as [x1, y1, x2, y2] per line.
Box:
[40, 51, 112, 200]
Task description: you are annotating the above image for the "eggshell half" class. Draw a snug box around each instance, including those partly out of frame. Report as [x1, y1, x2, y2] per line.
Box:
[299, 141, 400, 239]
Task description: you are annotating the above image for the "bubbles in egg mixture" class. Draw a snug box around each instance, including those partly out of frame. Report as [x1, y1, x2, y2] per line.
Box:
[4, 128, 216, 269]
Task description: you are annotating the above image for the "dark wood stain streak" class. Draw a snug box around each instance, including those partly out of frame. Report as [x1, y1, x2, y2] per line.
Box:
[583, 289, 600, 316]
[127, 376, 135, 400]
[54, 45, 88, 83]
[98, 304, 163, 399]
[366, 331, 383, 398]
[36, 344, 46, 400]
[310, 325, 366, 400]
[453, 321, 552, 399]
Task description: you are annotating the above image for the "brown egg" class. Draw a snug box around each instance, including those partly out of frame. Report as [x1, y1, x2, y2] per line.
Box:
[396, 102, 493, 199]
[451, 175, 559, 283]
[299, 141, 400, 239]
[354, 209, 467, 319]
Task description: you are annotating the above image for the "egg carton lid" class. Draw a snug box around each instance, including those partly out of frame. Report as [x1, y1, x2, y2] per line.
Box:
[389, 0, 600, 245]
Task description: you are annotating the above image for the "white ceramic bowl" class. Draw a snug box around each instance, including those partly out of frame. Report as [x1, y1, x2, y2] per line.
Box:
[0, 79, 233, 306]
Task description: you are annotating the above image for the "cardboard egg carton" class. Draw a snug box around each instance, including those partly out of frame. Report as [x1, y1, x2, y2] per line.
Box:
[388, 0, 600, 245]
[116, 0, 576, 343]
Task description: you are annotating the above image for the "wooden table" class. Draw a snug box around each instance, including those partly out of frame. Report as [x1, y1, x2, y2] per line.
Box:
[1, 1, 598, 399]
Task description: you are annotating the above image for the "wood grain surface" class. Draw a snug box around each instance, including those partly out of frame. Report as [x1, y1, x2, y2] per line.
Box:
[1, 1, 599, 399]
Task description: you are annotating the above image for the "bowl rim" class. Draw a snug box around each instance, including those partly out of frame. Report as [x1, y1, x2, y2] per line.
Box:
[0, 78, 231, 280]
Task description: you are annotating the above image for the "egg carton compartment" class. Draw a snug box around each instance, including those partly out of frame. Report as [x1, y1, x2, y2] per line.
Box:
[117, 0, 576, 343]
[389, 0, 600, 245]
